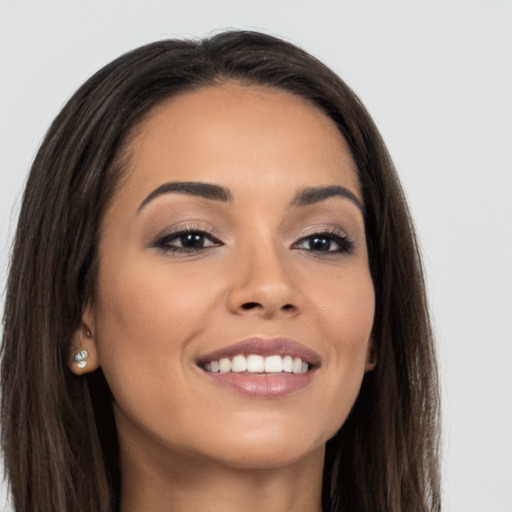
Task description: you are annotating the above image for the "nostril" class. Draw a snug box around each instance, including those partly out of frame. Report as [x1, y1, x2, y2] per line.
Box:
[241, 302, 260, 310]
[240, 302, 296, 312]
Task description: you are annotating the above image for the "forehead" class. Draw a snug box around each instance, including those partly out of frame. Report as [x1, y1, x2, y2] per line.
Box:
[119, 83, 361, 206]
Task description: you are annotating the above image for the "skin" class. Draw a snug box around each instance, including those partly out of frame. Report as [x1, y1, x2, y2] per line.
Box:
[71, 83, 376, 512]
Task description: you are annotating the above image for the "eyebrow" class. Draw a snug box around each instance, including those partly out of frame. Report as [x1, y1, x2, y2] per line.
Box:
[137, 181, 364, 214]
[289, 185, 364, 213]
[137, 182, 232, 213]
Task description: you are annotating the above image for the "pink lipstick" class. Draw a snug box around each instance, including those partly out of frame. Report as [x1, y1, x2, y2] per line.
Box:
[196, 338, 320, 398]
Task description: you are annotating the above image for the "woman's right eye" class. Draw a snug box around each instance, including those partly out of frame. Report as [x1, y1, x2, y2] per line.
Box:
[153, 229, 222, 254]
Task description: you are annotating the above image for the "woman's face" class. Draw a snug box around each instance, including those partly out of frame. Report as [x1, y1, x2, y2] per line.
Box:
[83, 84, 375, 470]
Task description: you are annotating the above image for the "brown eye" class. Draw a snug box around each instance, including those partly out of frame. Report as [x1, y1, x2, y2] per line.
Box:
[153, 229, 222, 254]
[293, 231, 354, 255]
[177, 233, 208, 248]
[307, 236, 333, 251]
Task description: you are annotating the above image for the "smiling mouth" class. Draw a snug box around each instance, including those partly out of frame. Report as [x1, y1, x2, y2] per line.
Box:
[196, 337, 320, 397]
[201, 354, 310, 374]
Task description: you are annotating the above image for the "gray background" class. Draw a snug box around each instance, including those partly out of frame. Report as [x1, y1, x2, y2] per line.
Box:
[1, 0, 511, 510]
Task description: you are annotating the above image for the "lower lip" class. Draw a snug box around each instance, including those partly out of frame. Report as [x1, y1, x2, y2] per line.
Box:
[200, 369, 316, 398]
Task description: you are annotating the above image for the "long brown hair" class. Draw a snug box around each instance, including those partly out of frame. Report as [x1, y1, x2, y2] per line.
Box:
[1, 30, 440, 512]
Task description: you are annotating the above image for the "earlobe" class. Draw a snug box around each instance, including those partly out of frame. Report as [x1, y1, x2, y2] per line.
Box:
[69, 320, 100, 375]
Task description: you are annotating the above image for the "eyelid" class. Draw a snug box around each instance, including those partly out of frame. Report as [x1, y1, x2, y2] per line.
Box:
[297, 225, 350, 238]
[294, 225, 353, 244]
[151, 221, 222, 241]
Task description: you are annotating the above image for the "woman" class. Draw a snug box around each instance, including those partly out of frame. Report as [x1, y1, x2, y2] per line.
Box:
[1, 30, 440, 512]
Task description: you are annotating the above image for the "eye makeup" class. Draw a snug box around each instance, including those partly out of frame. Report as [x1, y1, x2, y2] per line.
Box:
[140, 193, 362, 261]
[149, 223, 355, 259]
[292, 228, 355, 256]
[151, 225, 223, 255]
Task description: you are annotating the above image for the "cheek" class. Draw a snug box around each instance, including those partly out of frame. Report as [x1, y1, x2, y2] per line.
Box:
[308, 266, 375, 432]
[95, 251, 216, 347]
[329, 274, 374, 352]
[91, 254, 218, 415]
[308, 260, 375, 349]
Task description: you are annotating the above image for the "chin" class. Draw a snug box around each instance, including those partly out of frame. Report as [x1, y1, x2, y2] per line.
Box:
[195, 417, 332, 470]
[209, 439, 325, 471]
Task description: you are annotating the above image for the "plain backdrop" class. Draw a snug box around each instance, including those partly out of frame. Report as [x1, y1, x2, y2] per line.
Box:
[1, 1, 511, 511]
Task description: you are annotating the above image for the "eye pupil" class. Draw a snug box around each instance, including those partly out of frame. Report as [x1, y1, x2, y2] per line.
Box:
[181, 233, 204, 247]
[310, 237, 330, 251]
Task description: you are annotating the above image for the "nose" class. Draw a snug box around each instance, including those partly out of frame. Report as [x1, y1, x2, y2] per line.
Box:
[226, 241, 303, 319]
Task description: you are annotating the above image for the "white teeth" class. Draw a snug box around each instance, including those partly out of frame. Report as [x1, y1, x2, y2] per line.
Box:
[292, 357, 303, 374]
[219, 357, 231, 373]
[231, 355, 247, 372]
[264, 355, 283, 373]
[247, 354, 265, 372]
[203, 354, 310, 374]
[282, 355, 293, 372]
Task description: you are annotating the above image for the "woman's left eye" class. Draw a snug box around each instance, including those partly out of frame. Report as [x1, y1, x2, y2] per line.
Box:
[153, 230, 221, 254]
[293, 231, 354, 254]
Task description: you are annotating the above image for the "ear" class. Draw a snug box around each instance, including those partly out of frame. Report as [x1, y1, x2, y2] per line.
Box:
[68, 306, 101, 375]
[364, 338, 377, 372]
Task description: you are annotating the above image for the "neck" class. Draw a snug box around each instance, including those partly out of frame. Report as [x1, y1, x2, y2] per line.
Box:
[118, 425, 325, 512]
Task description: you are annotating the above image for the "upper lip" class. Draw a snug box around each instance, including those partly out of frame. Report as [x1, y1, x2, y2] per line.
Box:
[196, 337, 321, 367]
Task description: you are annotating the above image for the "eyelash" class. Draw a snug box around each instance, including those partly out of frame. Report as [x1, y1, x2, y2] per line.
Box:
[293, 229, 355, 255]
[152, 227, 222, 254]
[152, 227, 355, 256]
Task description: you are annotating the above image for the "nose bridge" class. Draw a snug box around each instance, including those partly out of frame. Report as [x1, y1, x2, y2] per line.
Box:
[227, 232, 301, 317]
